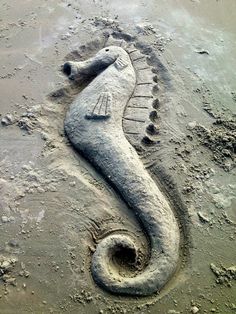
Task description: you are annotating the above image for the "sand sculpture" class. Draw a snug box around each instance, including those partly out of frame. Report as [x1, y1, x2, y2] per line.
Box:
[63, 45, 180, 296]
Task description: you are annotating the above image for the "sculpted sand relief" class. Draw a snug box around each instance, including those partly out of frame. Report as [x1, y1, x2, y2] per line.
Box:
[63, 44, 180, 296]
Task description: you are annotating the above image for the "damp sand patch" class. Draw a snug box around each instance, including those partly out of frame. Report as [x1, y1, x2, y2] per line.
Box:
[192, 116, 236, 171]
[210, 263, 236, 287]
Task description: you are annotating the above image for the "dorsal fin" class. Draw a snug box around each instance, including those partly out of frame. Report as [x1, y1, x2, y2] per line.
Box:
[123, 45, 160, 151]
[103, 34, 162, 153]
[85, 92, 112, 120]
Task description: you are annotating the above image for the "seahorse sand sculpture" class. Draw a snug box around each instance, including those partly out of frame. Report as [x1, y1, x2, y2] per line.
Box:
[63, 42, 180, 296]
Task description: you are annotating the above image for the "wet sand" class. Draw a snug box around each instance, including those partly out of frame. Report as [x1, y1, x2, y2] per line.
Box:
[0, 0, 236, 313]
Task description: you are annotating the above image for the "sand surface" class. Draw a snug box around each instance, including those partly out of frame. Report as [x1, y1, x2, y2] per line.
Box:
[0, 0, 236, 313]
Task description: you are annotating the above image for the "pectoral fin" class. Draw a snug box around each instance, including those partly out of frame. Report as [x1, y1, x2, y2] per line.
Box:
[85, 92, 112, 120]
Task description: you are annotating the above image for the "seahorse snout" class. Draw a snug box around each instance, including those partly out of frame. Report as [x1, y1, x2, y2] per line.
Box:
[63, 48, 123, 82]
[63, 60, 100, 81]
[63, 61, 80, 80]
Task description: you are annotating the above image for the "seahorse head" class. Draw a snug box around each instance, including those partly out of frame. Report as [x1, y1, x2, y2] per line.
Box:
[63, 46, 128, 81]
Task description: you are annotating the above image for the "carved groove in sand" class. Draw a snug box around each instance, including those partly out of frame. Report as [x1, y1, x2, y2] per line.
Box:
[63, 43, 180, 296]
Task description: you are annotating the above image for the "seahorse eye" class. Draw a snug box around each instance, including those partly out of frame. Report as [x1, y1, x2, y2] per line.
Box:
[105, 48, 109, 52]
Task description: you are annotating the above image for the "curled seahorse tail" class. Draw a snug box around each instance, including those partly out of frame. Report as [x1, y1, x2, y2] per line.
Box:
[91, 209, 179, 296]
[65, 125, 180, 296]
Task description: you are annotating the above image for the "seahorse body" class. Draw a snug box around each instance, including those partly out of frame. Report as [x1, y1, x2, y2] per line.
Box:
[64, 46, 180, 296]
